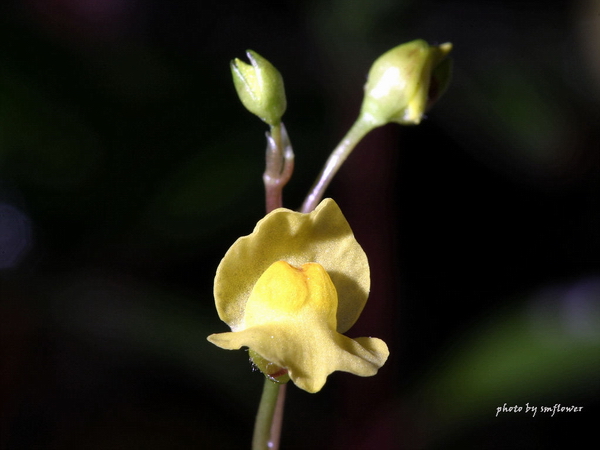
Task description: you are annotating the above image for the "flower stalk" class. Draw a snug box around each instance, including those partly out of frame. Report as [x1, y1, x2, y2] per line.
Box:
[301, 118, 374, 213]
[252, 380, 286, 450]
[264, 123, 294, 213]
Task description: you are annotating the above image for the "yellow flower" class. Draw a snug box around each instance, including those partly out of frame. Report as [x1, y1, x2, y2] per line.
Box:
[207, 199, 389, 393]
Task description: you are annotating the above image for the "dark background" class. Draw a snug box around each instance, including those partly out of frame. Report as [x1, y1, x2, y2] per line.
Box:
[1, 0, 599, 448]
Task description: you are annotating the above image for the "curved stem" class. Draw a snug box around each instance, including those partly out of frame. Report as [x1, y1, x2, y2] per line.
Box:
[264, 123, 294, 213]
[300, 117, 375, 213]
[252, 379, 286, 450]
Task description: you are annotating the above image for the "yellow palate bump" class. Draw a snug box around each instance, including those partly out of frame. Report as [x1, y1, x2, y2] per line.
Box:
[244, 261, 338, 329]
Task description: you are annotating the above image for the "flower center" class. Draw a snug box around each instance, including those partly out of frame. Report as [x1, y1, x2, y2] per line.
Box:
[243, 260, 338, 329]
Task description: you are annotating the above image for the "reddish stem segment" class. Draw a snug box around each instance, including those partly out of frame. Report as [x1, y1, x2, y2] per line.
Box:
[264, 123, 294, 213]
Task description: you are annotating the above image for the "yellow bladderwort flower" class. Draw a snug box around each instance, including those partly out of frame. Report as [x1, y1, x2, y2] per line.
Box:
[359, 39, 453, 127]
[207, 199, 388, 393]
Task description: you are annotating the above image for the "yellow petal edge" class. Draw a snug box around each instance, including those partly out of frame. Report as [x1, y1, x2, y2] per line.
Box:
[208, 260, 388, 393]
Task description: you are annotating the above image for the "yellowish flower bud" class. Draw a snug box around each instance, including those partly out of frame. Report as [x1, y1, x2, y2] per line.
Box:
[231, 50, 287, 126]
[359, 40, 452, 127]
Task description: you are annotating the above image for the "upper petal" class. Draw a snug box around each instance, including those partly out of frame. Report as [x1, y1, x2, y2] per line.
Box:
[214, 198, 369, 333]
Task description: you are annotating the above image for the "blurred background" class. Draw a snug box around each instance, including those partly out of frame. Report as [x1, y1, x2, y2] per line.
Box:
[1, 0, 599, 448]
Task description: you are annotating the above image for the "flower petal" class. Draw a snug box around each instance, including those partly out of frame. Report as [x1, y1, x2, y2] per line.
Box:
[207, 327, 388, 393]
[214, 199, 369, 333]
[208, 259, 387, 393]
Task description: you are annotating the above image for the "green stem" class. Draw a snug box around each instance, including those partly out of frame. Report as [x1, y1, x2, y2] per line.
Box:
[300, 117, 376, 213]
[252, 379, 286, 450]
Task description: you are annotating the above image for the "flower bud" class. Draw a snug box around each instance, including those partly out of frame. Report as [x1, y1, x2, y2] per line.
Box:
[359, 40, 452, 127]
[231, 50, 287, 126]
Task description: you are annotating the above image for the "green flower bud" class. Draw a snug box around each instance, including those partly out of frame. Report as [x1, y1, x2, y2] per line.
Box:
[359, 40, 452, 127]
[231, 50, 287, 126]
